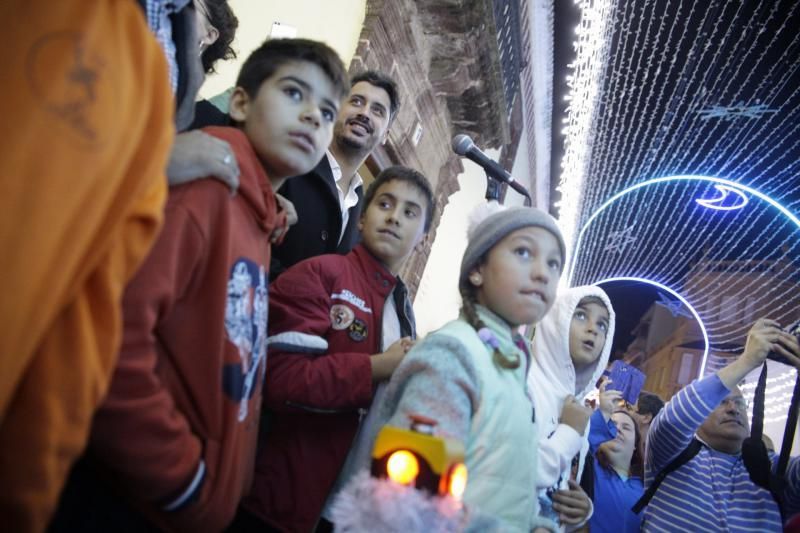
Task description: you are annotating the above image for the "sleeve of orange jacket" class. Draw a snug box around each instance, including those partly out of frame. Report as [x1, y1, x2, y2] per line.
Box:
[90, 195, 207, 509]
[264, 260, 374, 412]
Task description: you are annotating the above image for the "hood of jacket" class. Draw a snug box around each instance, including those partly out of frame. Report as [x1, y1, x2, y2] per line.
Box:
[528, 285, 616, 422]
[203, 126, 277, 232]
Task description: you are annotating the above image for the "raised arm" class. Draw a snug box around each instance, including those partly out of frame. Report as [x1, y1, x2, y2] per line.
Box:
[648, 318, 800, 477]
[588, 380, 622, 453]
[647, 374, 728, 477]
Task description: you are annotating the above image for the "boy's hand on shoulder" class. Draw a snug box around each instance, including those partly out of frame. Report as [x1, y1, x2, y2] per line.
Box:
[370, 337, 415, 382]
[271, 194, 298, 243]
[559, 395, 592, 435]
[167, 131, 240, 193]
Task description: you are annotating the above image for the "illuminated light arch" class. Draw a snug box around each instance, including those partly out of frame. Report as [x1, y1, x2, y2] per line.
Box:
[568, 174, 800, 284]
[573, 175, 800, 377]
[593, 276, 710, 379]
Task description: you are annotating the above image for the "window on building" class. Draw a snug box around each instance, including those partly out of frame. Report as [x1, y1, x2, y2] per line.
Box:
[718, 295, 740, 323]
[677, 352, 695, 385]
[743, 296, 758, 324]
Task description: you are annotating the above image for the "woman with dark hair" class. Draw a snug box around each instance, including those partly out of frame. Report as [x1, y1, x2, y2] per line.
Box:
[192, 0, 239, 128]
[171, 1, 298, 238]
[168, 0, 242, 192]
[586, 380, 645, 532]
[197, 0, 238, 73]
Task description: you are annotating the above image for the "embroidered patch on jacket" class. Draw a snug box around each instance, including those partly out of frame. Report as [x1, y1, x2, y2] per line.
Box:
[331, 289, 372, 313]
[330, 304, 355, 330]
[348, 318, 368, 342]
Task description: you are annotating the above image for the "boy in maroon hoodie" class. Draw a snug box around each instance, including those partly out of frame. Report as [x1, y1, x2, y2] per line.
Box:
[55, 39, 349, 532]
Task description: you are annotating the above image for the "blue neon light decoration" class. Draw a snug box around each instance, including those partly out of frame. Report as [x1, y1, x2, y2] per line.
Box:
[569, 175, 800, 284]
[695, 184, 749, 211]
[594, 277, 710, 380]
[572, 175, 800, 377]
[655, 292, 694, 319]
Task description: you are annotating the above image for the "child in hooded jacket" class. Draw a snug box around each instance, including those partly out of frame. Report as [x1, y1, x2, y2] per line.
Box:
[350, 204, 567, 532]
[51, 38, 349, 533]
[528, 286, 616, 530]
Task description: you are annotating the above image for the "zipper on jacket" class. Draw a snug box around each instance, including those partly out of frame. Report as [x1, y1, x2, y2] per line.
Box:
[284, 400, 354, 414]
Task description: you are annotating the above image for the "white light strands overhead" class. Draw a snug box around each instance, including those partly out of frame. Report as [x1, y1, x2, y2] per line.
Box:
[556, 0, 617, 278]
[558, 1, 800, 371]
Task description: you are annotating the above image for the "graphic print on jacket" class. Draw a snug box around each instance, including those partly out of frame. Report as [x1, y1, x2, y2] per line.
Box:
[224, 258, 268, 421]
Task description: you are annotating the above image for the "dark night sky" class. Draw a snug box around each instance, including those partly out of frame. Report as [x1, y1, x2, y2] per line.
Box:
[595, 279, 661, 359]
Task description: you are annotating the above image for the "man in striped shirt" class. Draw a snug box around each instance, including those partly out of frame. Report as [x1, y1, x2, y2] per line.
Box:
[643, 318, 800, 531]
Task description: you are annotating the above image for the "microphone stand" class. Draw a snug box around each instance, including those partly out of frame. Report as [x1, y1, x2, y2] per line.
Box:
[452, 134, 533, 207]
[483, 175, 533, 207]
[485, 177, 503, 202]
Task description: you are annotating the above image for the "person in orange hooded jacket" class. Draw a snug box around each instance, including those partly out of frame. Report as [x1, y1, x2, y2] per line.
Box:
[0, 1, 174, 531]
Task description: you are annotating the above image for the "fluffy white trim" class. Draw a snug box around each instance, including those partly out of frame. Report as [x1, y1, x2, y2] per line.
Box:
[466, 201, 506, 240]
[330, 471, 469, 532]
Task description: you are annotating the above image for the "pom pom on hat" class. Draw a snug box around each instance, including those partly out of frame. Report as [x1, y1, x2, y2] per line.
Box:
[466, 201, 507, 240]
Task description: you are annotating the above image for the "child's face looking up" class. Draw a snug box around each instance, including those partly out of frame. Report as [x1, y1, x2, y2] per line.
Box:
[472, 227, 562, 327]
[569, 300, 609, 367]
[229, 61, 340, 180]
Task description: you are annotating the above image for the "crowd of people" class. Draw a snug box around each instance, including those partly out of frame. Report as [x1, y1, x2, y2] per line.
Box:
[2, 1, 800, 532]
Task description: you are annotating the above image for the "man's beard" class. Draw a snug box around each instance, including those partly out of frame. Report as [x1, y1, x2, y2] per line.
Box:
[336, 132, 374, 156]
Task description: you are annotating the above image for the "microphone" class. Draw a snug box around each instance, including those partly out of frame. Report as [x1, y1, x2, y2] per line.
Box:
[451, 134, 532, 204]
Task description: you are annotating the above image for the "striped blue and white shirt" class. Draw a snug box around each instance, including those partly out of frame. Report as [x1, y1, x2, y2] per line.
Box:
[643, 374, 800, 532]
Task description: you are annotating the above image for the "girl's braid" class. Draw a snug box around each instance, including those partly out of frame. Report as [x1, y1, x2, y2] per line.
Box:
[459, 285, 520, 369]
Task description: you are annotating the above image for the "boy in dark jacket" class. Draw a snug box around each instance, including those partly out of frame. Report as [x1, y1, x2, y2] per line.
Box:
[237, 166, 435, 533]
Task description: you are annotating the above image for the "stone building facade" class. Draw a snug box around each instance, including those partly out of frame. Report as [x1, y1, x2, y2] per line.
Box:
[350, 0, 528, 297]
